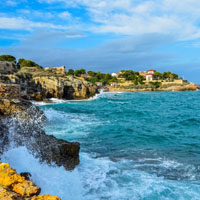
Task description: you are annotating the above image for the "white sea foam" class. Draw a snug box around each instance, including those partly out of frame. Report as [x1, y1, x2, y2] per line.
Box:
[42, 108, 102, 138]
[2, 146, 200, 200]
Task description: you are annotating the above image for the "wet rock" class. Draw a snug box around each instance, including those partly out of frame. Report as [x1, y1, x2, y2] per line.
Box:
[0, 162, 61, 199]
[12, 181, 41, 197]
[0, 163, 25, 187]
[20, 172, 32, 181]
[0, 185, 22, 200]
[0, 90, 80, 170]
[31, 195, 61, 200]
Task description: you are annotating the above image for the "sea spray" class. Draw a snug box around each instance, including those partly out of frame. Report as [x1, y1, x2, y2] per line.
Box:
[2, 91, 200, 199]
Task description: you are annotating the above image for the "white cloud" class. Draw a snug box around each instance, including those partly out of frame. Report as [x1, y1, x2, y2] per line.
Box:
[38, 0, 200, 40]
[6, 0, 18, 6]
[58, 11, 72, 19]
[0, 17, 67, 30]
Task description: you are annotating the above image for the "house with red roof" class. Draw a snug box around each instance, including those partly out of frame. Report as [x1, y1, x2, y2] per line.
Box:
[146, 69, 156, 81]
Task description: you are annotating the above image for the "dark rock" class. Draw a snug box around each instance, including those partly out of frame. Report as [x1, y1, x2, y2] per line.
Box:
[20, 172, 32, 181]
[0, 97, 80, 170]
[0, 61, 18, 74]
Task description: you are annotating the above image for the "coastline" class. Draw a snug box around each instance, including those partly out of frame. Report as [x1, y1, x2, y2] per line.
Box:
[106, 82, 199, 93]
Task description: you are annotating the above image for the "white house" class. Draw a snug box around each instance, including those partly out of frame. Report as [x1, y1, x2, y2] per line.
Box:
[111, 73, 117, 77]
[146, 69, 156, 81]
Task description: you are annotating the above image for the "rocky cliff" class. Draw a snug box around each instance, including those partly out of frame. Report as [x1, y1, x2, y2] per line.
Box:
[0, 84, 80, 170]
[0, 61, 18, 74]
[0, 63, 97, 101]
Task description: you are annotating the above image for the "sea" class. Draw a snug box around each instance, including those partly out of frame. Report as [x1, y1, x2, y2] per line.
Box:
[2, 91, 200, 200]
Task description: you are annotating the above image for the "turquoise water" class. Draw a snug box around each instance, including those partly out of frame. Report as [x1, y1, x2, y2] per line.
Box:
[38, 91, 200, 199]
[3, 91, 200, 200]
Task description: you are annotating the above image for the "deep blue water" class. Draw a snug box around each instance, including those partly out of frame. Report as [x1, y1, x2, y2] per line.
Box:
[37, 91, 200, 199]
[4, 91, 200, 200]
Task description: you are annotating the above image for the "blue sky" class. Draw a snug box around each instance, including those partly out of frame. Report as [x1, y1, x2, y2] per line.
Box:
[0, 0, 200, 82]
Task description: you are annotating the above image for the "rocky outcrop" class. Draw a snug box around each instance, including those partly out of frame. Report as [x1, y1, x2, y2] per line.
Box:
[0, 84, 80, 170]
[0, 162, 61, 200]
[108, 82, 200, 92]
[44, 66, 66, 75]
[0, 83, 21, 99]
[0, 61, 18, 74]
[0, 65, 98, 101]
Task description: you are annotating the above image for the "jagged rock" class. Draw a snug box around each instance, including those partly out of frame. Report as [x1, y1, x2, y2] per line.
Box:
[44, 66, 66, 75]
[0, 87, 80, 170]
[31, 195, 61, 200]
[0, 84, 21, 99]
[0, 98, 46, 122]
[0, 162, 61, 200]
[0, 64, 97, 101]
[0, 185, 22, 200]
[0, 163, 25, 186]
[20, 173, 32, 181]
[0, 61, 18, 74]
[12, 181, 41, 197]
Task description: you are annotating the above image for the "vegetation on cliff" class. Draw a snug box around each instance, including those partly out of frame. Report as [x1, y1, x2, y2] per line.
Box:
[18, 58, 41, 69]
[0, 54, 97, 101]
[0, 54, 16, 63]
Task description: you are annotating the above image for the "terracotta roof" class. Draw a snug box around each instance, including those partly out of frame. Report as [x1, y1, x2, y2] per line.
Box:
[148, 69, 156, 72]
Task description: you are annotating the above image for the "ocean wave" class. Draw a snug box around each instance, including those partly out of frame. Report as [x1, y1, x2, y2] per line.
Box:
[2, 147, 200, 200]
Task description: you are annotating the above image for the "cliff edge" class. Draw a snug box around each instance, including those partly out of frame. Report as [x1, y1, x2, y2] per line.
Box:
[0, 84, 80, 170]
[0, 62, 97, 101]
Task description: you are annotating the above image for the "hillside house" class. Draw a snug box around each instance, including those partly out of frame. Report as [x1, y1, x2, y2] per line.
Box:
[95, 82, 103, 87]
[81, 74, 92, 79]
[146, 69, 156, 81]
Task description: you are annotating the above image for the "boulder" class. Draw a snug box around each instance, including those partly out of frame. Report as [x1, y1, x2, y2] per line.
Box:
[12, 181, 41, 197]
[0, 162, 61, 200]
[0, 163, 25, 187]
[0, 93, 80, 170]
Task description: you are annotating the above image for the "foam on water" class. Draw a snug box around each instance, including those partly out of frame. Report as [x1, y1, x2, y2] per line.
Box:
[3, 91, 200, 199]
[31, 90, 105, 106]
[42, 108, 102, 138]
[2, 146, 200, 200]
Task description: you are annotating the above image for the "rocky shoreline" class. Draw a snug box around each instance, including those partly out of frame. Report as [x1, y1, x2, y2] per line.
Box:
[0, 161, 60, 199]
[107, 82, 199, 92]
[0, 61, 99, 199]
[0, 59, 199, 199]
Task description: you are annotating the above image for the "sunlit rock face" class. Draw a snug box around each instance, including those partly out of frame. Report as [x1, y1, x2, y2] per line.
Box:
[0, 64, 98, 101]
[0, 84, 80, 171]
[0, 162, 61, 200]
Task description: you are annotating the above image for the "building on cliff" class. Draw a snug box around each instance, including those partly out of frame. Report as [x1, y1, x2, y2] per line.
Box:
[146, 69, 156, 81]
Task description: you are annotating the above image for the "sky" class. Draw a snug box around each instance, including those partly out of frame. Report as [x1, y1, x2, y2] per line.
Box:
[0, 0, 200, 82]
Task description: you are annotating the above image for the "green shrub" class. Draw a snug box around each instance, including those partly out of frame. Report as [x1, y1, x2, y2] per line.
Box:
[18, 58, 40, 68]
[0, 55, 16, 63]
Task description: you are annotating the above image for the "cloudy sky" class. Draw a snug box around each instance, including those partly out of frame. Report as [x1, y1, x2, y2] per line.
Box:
[0, 0, 200, 82]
